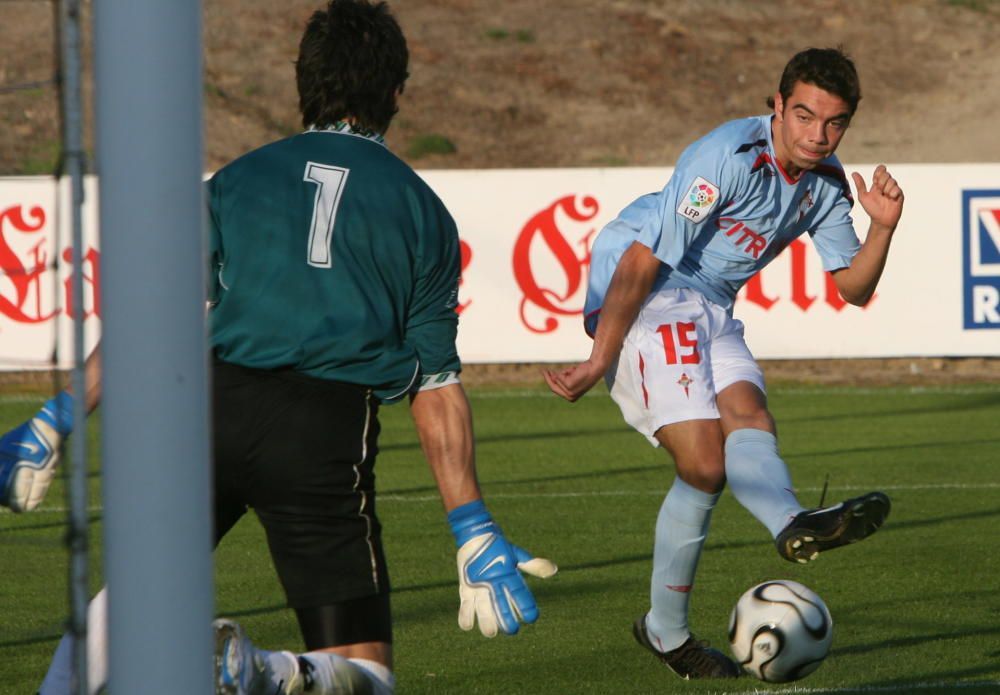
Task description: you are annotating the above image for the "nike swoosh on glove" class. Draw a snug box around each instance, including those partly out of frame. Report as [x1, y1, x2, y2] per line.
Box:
[0, 392, 73, 512]
[449, 499, 557, 637]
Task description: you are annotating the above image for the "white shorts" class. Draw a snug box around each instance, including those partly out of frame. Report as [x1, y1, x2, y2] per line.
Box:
[605, 287, 765, 447]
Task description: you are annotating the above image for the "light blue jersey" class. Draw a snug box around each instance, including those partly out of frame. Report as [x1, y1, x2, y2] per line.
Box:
[584, 115, 860, 335]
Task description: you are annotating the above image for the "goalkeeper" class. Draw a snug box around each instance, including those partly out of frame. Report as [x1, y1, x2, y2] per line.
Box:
[5, 1, 556, 693]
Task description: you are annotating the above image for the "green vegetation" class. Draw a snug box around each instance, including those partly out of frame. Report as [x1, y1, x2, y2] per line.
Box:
[484, 27, 535, 43]
[19, 140, 61, 176]
[203, 81, 226, 98]
[589, 155, 630, 167]
[407, 133, 456, 159]
[945, 0, 1000, 11]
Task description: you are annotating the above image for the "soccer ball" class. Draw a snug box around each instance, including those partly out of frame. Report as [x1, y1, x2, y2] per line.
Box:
[728, 580, 833, 682]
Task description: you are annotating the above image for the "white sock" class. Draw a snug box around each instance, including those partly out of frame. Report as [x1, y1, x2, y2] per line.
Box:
[39, 587, 109, 695]
[347, 658, 394, 694]
[646, 477, 719, 653]
[724, 428, 804, 537]
[260, 649, 301, 693]
[300, 651, 394, 694]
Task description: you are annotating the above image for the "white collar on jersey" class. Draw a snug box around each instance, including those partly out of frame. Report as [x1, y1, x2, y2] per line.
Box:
[306, 121, 386, 147]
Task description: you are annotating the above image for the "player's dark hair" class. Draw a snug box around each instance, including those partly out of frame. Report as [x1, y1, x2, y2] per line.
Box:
[767, 47, 861, 116]
[296, 0, 409, 134]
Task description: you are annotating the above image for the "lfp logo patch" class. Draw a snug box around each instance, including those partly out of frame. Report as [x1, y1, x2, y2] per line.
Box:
[963, 189, 1000, 329]
[677, 176, 719, 224]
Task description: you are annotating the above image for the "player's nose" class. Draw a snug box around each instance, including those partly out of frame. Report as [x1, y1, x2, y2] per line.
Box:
[811, 122, 829, 144]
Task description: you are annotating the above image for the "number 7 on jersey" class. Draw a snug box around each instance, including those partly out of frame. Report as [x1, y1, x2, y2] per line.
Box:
[304, 162, 350, 268]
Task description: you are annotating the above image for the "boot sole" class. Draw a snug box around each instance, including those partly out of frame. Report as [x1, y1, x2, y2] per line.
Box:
[780, 492, 891, 563]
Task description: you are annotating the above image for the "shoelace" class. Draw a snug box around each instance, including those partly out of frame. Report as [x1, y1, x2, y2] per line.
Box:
[818, 473, 831, 508]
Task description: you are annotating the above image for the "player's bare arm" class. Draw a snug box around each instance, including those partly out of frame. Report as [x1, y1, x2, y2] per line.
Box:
[410, 384, 557, 638]
[78, 346, 103, 412]
[544, 241, 661, 402]
[409, 383, 482, 511]
[831, 165, 904, 306]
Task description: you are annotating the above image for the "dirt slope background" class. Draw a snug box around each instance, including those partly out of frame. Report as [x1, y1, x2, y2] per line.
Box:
[1, 0, 999, 385]
[3, 0, 1000, 172]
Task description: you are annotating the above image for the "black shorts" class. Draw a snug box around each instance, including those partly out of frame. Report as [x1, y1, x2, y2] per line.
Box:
[211, 359, 390, 609]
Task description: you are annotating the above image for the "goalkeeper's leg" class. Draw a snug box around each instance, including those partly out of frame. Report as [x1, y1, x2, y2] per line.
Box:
[211, 362, 396, 693]
[292, 598, 395, 694]
[216, 634, 393, 695]
[215, 596, 395, 694]
[38, 487, 246, 693]
[38, 587, 108, 695]
[36, 591, 395, 695]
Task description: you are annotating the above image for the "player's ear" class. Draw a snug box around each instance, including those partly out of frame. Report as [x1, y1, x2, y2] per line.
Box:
[772, 92, 784, 121]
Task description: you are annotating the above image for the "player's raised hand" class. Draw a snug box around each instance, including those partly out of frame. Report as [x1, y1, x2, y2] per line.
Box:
[543, 358, 605, 403]
[852, 165, 904, 231]
[449, 500, 557, 637]
[0, 392, 74, 512]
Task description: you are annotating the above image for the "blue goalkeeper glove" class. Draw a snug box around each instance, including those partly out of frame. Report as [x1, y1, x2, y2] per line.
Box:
[448, 499, 557, 637]
[0, 391, 73, 512]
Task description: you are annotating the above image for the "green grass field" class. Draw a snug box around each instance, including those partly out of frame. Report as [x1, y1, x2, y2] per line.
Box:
[1, 382, 999, 694]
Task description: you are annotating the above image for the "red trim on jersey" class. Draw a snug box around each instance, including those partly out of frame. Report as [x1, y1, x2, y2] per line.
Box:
[752, 151, 798, 185]
[756, 151, 854, 206]
[638, 353, 649, 409]
[772, 154, 800, 184]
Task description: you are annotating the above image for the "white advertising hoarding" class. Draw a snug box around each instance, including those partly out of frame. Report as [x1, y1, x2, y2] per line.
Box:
[0, 177, 102, 370]
[0, 165, 997, 368]
[422, 164, 1000, 361]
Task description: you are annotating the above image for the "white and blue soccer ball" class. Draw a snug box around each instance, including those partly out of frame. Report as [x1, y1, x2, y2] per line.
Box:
[728, 580, 833, 683]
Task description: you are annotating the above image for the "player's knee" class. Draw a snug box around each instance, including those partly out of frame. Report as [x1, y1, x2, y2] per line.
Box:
[721, 403, 774, 434]
[730, 412, 774, 434]
[678, 458, 726, 493]
[718, 382, 773, 433]
[660, 431, 727, 493]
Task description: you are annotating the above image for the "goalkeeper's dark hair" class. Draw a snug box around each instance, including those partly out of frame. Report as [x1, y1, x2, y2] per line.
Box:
[296, 0, 409, 134]
[767, 47, 861, 117]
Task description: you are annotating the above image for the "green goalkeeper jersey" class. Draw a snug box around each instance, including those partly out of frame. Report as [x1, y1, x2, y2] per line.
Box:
[207, 124, 461, 402]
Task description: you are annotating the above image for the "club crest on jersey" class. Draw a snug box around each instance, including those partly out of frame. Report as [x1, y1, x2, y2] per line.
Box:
[797, 189, 815, 222]
[677, 177, 719, 223]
